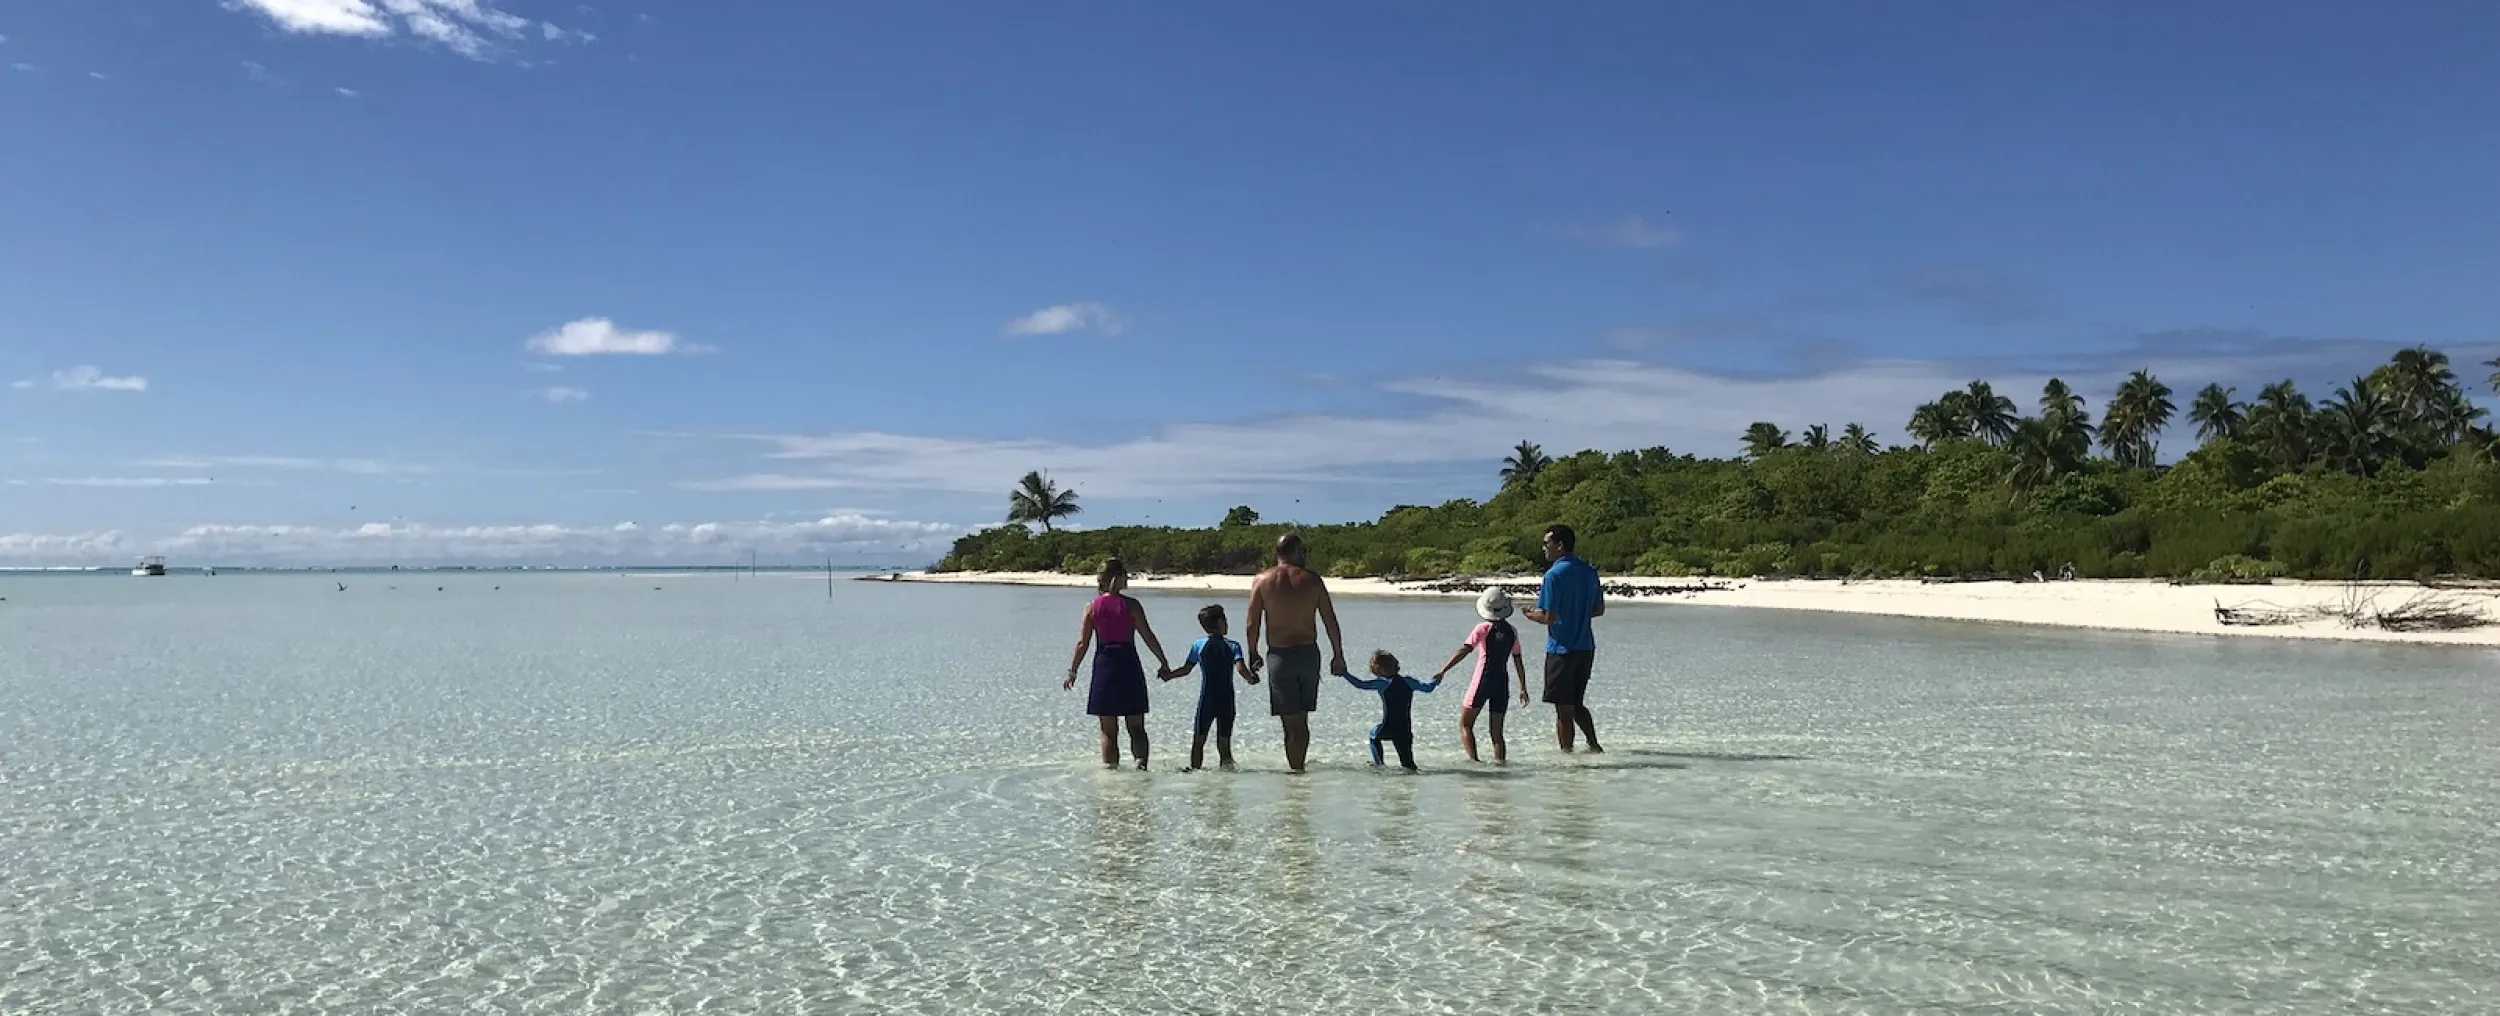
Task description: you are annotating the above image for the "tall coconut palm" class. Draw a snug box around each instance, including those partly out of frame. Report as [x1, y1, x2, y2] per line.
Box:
[2101, 369, 2175, 469]
[2246, 380, 2313, 467]
[1839, 423, 1880, 455]
[1800, 423, 1832, 450]
[2039, 378, 2095, 454]
[2316, 377, 2400, 474]
[1961, 380, 2019, 444]
[1741, 422, 1792, 459]
[2382, 347, 2460, 413]
[2007, 416, 2086, 499]
[1006, 471, 1081, 531]
[2188, 383, 2246, 443]
[1907, 400, 1974, 446]
[2422, 387, 2490, 446]
[1499, 440, 1552, 490]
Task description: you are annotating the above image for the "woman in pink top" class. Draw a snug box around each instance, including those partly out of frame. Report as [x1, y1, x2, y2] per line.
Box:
[1064, 557, 1173, 769]
[1431, 587, 1530, 764]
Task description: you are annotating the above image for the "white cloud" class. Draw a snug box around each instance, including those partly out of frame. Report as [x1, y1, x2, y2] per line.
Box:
[541, 386, 589, 403]
[1003, 302, 1126, 337]
[679, 358, 2009, 499]
[1558, 215, 1679, 249]
[526, 317, 709, 356]
[88, 71, 107, 80]
[335, 86, 361, 97]
[224, 0, 582, 61]
[540, 22, 594, 43]
[10, 62, 40, 74]
[22, 477, 217, 488]
[7, 380, 31, 390]
[242, 60, 282, 84]
[133, 455, 431, 476]
[42, 366, 148, 392]
[0, 515, 970, 567]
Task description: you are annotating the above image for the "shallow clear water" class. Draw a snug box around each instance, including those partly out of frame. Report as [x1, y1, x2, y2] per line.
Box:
[2, 573, 2495, 1014]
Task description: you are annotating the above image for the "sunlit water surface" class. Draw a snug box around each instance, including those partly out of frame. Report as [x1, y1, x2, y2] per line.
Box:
[2, 573, 2494, 1014]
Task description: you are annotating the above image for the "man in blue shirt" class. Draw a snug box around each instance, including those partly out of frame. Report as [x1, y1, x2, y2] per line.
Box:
[1522, 523, 1605, 753]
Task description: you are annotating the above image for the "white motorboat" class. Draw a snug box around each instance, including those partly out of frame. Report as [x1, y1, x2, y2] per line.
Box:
[131, 556, 167, 577]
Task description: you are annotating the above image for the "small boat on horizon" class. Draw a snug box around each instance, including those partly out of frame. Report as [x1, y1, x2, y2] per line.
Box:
[131, 556, 167, 577]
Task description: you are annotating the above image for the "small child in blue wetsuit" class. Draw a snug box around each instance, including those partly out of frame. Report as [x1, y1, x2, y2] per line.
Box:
[1339, 650, 1441, 770]
[1161, 604, 1258, 771]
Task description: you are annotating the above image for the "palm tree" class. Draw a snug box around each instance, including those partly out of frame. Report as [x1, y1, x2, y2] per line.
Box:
[2487, 354, 2500, 397]
[2246, 380, 2313, 467]
[1839, 423, 1880, 455]
[2188, 383, 2245, 443]
[1800, 423, 1832, 451]
[1906, 400, 1974, 447]
[2007, 416, 2086, 499]
[1499, 441, 1551, 490]
[1006, 470, 1081, 531]
[2317, 376, 2399, 474]
[1741, 422, 1791, 459]
[1961, 380, 2018, 444]
[2383, 347, 2460, 413]
[2100, 369, 2175, 469]
[2423, 387, 2490, 446]
[2039, 378, 2094, 455]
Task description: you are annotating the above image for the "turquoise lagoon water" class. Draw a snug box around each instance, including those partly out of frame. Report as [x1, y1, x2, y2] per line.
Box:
[1, 573, 2494, 1013]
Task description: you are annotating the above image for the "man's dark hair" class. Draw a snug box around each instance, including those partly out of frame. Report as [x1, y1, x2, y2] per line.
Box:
[1544, 524, 1577, 554]
[1196, 604, 1225, 633]
[1276, 531, 1307, 564]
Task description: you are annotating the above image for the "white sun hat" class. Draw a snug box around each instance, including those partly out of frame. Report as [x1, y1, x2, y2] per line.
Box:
[1475, 586, 1514, 621]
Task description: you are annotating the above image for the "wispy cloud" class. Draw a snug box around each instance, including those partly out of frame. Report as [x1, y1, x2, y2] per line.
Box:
[1003, 302, 1126, 337]
[223, 0, 581, 61]
[15, 477, 217, 488]
[32, 366, 149, 392]
[540, 386, 589, 403]
[87, 71, 106, 80]
[676, 335, 2477, 499]
[1895, 268, 2050, 327]
[134, 454, 432, 476]
[242, 60, 282, 84]
[525, 317, 710, 356]
[10, 62, 40, 75]
[1556, 215, 1679, 249]
[0, 515, 968, 566]
[335, 86, 360, 97]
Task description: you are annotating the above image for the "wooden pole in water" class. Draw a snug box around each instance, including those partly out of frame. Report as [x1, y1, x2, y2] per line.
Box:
[826, 557, 834, 599]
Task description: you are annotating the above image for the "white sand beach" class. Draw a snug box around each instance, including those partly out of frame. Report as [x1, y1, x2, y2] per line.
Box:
[882, 570, 2500, 647]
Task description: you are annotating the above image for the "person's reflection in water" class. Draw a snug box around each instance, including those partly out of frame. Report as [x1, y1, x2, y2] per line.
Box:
[1246, 774, 1323, 987]
[1186, 775, 1242, 893]
[1081, 773, 1155, 987]
[1367, 778, 1420, 880]
[1456, 772, 1521, 922]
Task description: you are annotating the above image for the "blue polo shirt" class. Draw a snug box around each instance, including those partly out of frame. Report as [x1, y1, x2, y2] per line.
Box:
[1537, 554, 1601, 654]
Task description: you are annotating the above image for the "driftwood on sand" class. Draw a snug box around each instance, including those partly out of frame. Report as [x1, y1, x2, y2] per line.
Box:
[2215, 584, 2493, 632]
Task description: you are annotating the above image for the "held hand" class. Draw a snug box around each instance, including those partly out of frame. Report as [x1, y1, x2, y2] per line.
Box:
[1329, 651, 1347, 676]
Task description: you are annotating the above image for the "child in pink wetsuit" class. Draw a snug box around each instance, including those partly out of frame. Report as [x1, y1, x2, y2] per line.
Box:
[1431, 587, 1530, 764]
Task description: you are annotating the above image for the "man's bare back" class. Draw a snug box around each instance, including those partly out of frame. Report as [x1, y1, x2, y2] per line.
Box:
[1244, 536, 1343, 670]
[1244, 533, 1344, 772]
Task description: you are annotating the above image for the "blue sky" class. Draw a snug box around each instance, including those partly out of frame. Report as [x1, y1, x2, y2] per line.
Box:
[4, 1, 2497, 565]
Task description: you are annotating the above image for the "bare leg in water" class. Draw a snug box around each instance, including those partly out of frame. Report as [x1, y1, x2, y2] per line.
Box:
[1556, 707, 1576, 752]
[1574, 706, 1602, 753]
[1124, 714, 1150, 769]
[1097, 715, 1120, 767]
[1281, 712, 1310, 771]
[1488, 708, 1508, 763]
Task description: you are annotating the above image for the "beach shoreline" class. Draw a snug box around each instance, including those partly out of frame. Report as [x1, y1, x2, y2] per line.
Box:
[873, 570, 2500, 647]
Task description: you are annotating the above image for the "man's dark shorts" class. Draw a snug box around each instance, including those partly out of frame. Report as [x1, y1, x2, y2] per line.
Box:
[1542, 650, 1595, 707]
[1267, 644, 1323, 716]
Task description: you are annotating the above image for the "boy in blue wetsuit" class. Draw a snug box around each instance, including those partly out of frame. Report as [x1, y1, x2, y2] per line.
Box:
[1161, 604, 1257, 771]
[1339, 650, 1441, 770]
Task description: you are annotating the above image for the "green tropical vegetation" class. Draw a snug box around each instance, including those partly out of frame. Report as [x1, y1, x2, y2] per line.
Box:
[953, 347, 2500, 581]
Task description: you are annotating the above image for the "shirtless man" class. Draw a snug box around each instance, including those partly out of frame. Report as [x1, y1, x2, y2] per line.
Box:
[1244, 532, 1346, 773]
